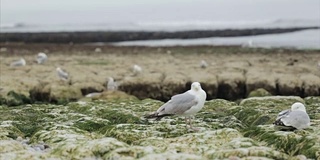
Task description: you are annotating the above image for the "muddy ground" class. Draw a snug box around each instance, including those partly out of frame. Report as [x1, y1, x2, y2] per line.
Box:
[0, 43, 320, 104]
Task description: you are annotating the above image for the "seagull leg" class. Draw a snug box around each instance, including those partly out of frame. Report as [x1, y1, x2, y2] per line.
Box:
[188, 117, 200, 131]
[185, 117, 189, 128]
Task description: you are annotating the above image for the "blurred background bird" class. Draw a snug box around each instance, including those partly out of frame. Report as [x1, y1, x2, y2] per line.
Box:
[56, 67, 69, 81]
[36, 52, 48, 64]
[10, 58, 26, 67]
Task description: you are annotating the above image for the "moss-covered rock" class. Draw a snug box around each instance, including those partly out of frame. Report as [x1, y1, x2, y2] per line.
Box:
[0, 96, 318, 159]
[243, 125, 320, 159]
[248, 88, 272, 97]
[3, 91, 31, 106]
[51, 137, 128, 159]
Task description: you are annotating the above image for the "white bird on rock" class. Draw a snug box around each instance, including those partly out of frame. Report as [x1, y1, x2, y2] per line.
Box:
[107, 77, 118, 91]
[36, 52, 48, 64]
[274, 102, 310, 131]
[200, 60, 208, 68]
[10, 58, 26, 67]
[132, 64, 142, 75]
[56, 67, 69, 81]
[145, 82, 207, 131]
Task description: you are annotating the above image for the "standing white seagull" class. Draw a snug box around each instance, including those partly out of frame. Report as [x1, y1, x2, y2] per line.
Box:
[274, 102, 310, 131]
[145, 82, 207, 130]
[132, 64, 142, 75]
[107, 77, 118, 91]
[200, 60, 208, 68]
[10, 58, 26, 67]
[56, 67, 69, 81]
[36, 52, 48, 64]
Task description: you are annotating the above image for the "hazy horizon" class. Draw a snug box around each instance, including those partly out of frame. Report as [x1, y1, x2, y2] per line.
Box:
[1, 0, 319, 27]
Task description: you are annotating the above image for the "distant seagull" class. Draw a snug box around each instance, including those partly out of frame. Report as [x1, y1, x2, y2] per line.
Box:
[95, 48, 102, 53]
[56, 67, 69, 81]
[85, 92, 102, 98]
[274, 102, 310, 131]
[317, 62, 320, 70]
[107, 77, 118, 91]
[145, 82, 207, 131]
[200, 60, 208, 68]
[36, 52, 48, 64]
[10, 58, 26, 67]
[132, 64, 142, 75]
[242, 39, 254, 48]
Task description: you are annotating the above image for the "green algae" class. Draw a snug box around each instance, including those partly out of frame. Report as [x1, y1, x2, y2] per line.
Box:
[0, 96, 319, 159]
[243, 126, 319, 159]
[248, 88, 272, 98]
[2, 91, 32, 106]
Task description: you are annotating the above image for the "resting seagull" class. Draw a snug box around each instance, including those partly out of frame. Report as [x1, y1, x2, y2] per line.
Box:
[10, 58, 26, 67]
[36, 52, 48, 64]
[274, 102, 310, 131]
[145, 82, 207, 130]
[56, 67, 69, 81]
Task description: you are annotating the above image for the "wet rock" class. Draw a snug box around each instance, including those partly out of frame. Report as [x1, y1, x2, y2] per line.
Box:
[248, 88, 272, 98]
[30, 82, 82, 103]
[246, 69, 277, 95]
[3, 91, 31, 106]
[300, 74, 320, 97]
[51, 137, 128, 159]
[277, 74, 303, 96]
[73, 82, 105, 96]
[217, 71, 246, 100]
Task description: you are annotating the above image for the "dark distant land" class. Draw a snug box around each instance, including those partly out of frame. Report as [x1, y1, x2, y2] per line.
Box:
[0, 27, 318, 43]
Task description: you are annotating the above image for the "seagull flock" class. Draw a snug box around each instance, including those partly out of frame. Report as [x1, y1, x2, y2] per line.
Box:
[9, 52, 313, 131]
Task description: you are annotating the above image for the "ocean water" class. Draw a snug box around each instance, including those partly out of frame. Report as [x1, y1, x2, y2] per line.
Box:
[111, 29, 320, 49]
[1, 0, 319, 48]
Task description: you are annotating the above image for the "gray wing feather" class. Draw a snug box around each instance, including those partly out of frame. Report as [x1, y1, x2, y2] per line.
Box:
[157, 92, 197, 115]
[281, 111, 310, 129]
[276, 109, 291, 120]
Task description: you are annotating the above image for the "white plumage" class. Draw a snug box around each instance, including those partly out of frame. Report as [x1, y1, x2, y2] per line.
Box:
[10, 58, 26, 67]
[107, 77, 118, 91]
[274, 102, 310, 130]
[145, 82, 207, 130]
[200, 60, 208, 68]
[56, 67, 69, 81]
[36, 52, 48, 64]
[132, 64, 142, 75]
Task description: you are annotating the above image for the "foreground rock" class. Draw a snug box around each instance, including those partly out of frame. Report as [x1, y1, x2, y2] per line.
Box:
[0, 96, 319, 159]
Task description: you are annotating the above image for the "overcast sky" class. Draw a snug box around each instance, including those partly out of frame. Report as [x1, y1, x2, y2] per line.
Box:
[1, 0, 319, 25]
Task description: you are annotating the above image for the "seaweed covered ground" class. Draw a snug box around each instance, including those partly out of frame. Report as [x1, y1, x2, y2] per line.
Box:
[1, 44, 320, 159]
[0, 96, 320, 159]
[0, 43, 320, 105]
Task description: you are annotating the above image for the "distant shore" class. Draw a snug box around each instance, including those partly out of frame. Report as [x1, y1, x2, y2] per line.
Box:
[1, 27, 318, 43]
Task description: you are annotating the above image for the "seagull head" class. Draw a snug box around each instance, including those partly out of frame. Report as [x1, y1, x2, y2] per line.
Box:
[291, 102, 306, 112]
[191, 82, 202, 91]
[108, 77, 114, 82]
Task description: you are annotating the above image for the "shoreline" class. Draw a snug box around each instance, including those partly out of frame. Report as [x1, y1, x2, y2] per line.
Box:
[1, 27, 319, 43]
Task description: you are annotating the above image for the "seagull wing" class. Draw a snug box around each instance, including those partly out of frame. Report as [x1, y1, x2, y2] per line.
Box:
[157, 92, 198, 115]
